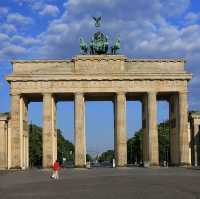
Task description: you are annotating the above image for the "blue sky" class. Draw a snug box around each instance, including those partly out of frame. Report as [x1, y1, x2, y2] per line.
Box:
[0, 0, 200, 154]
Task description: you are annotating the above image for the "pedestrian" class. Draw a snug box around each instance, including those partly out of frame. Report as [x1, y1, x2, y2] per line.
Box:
[112, 158, 116, 168]
[51, 160, 60, 180]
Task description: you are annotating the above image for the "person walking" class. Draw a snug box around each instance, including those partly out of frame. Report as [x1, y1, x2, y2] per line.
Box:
[51, 160, 60, 180]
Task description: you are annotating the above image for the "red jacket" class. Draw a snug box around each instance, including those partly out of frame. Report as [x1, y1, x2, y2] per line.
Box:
[53, 161, 59, 171]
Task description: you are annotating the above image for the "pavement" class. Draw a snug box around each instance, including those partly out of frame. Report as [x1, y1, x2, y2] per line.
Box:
[0, 167, 200, 199]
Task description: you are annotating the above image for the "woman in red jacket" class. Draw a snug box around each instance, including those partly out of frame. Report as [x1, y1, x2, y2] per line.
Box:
[51, 160, 60, 180]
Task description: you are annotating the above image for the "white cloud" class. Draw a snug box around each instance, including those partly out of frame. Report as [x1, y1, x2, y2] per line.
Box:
[14, 0, 33, 6]
[0, 33, 9, 42]
[160, 0, 190, 16]
[2, 0, 200, 110]
[39, 4, 60, 17]
[7, 13, 34, 26]
[0, 6, 9, 15]
[13, 0, 60, 17]
[11, 35, 40, 46]
[0, 44, 26, 60]
[185, 12, 200, 24]
[0, 24, 16, 34]
[28, 0, 198, 61]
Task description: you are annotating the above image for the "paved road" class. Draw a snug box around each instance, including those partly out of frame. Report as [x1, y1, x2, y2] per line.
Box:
[0, 167, 200, 199]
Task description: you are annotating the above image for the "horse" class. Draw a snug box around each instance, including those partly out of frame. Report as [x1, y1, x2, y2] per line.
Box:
[80, 37, 88, 54]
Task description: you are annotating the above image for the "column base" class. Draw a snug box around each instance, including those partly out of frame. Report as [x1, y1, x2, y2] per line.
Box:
[74, 165, 86, 168]
[116, 164, 127, 168]
[9, 166, 23, 170]
[143, 161, 159, 167]
[179, 162, 191, 167]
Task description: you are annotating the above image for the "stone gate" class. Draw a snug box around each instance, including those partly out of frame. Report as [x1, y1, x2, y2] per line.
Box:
[1, 54, 192, 169]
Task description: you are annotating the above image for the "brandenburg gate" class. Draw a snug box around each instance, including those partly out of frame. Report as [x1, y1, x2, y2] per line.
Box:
[4, 54, 192, 169]
[1, 17, 192, 169]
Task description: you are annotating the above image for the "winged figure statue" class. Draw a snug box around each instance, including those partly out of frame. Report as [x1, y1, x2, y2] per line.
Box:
[93, 16, 101, 27]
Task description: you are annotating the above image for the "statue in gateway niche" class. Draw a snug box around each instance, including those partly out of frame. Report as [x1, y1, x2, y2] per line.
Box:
[79, 16, 120, 55]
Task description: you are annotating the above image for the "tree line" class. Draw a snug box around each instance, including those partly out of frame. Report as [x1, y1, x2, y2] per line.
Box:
[98, 121, 170, 165]
[29, 124, 74, 167]
[29, 121, 169, 166]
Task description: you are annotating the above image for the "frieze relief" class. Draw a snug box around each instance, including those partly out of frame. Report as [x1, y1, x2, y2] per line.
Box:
[11, 80, 187, 94]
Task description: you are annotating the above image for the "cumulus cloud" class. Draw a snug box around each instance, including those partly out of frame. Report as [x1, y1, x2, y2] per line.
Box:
[0, 24, 16, 34]
[0, 44, 26, 60]
[11, 35, 40, 46]
[14, 0, 33, 5]
[13, 0, 60, 17]
[0, 6, 9, 15]
[0, 33, 9, 42]
[2, 0, 200, 110]
[185, 12, 200, 24]
[35, 0, 193, 58]
[7, 13, 34, 26]
[39, 4, 60, 16]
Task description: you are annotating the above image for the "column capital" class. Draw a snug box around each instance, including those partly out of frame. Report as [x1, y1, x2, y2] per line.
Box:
[10, 92, 21, 97]
[178, 91, 188, 95]
[148, 91, 157, 96]
[116, 92, 126, 96]
[43, 92, 52, 96]
[75, 92, 84, 96]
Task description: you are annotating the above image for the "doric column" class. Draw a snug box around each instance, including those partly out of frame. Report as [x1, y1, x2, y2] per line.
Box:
[74, 93, 86, 167]
[169, 94, 179, 165]
[7, 120, 11, 169]
[43, 93, 57, 168]
[10, 94, 21, 169]
[114, 92, 127, 167]
[179, 92, 190, 165]
[20, 96, 29, 169]
[142, 95, 148, 166]
[147, 92, 159, 166]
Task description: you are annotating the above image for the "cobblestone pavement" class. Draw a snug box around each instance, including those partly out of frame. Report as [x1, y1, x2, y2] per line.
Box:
[0, 167, 200, 199]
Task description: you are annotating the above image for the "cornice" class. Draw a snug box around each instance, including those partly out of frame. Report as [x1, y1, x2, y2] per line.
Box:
[11, 57, 185, 64]
[6, 73, 192, 82]
[11, 59, 72, 64]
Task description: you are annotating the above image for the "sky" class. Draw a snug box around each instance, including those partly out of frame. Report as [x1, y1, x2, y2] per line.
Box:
[0, 0, 200, 155]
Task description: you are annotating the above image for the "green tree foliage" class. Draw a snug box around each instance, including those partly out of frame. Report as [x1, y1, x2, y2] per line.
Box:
[57, 129, 74, 164]
[127, 121, 170, 165]
[86, 154, 93, 162]
[127, 129, 143, 164]
[98, 150, 114, 162]
[29, 124, 74, 167]
[158, 121, 170, 163]
[29, 124, 42, 167]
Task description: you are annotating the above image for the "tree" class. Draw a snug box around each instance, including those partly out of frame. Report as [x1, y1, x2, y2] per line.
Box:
[29, 124, 42, 167]
[98, 150, 114, 163]
[57, 129, 74, 164]
[86, 154, 92, 162]
[127, 129, 143, 164]
[158, 121, 170, 163]
[29, 124, 74, 167]
[127, 120, 170, 165]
